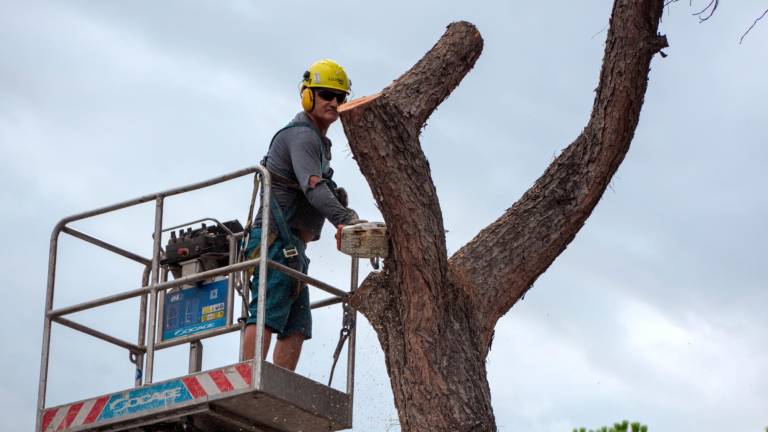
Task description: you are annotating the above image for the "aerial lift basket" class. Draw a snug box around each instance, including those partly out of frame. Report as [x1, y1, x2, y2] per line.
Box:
[36, 167, 362, 432]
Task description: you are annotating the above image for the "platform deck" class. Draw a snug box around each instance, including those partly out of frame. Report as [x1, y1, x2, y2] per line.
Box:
[40, 361, 351, 432]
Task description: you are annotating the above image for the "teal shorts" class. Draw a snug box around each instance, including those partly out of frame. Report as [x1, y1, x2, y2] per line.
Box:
[245, 227, 312, 340]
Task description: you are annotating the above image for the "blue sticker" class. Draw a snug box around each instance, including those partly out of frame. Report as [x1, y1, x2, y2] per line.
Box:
[99, 379, 192, 420]
[162, 279, 228, 341]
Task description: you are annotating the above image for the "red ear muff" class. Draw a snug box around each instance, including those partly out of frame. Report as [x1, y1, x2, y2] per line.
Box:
[301, 87, 314, 112]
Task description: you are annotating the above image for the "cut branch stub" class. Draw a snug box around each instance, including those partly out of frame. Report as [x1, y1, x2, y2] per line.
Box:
[339, 21, 483, 307]
[382, 21, 484, 131]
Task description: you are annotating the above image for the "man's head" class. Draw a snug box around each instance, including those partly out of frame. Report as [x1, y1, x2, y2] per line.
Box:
[300, 59, 350, 130]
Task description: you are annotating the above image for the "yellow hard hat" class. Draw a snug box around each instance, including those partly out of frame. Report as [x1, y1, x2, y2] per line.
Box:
[301, 59, 351, 94]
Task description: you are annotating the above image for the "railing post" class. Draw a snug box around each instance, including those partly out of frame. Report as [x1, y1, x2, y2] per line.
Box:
[134, 265, 151, 387]
[239, 270, 250, 362]
[35, 227, 62, 431]
[252, 170, 271, 389]
[189, 341, 203, 373]
[346, 256, 359, 407]
[145, 195, 164, 384]
[226, 235, 237, 327]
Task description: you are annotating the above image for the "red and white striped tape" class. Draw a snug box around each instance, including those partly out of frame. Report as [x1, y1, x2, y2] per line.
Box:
[182, 362, 252, 398]
[40, 395, 109, 432]
[41, 362, 252, 431]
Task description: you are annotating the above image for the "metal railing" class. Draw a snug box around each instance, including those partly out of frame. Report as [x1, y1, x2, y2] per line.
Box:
[35, 166, 358, 431]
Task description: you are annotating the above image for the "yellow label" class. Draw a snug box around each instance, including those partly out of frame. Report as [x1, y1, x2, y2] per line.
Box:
[201, 311, 224, 322]
[202, 303, 224, 314]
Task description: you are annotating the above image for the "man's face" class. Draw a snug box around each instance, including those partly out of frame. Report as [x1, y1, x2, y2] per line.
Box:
[311, 88, 347, 125]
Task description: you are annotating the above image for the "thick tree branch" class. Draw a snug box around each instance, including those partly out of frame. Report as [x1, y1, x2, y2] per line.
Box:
[339, 22, 483, 307]
[450, 0, 668, 330]
[383, 22, 484, 132]
[339, 22, 493, 431]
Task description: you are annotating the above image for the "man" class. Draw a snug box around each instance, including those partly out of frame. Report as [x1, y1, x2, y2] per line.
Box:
[242, 59, 360, 371]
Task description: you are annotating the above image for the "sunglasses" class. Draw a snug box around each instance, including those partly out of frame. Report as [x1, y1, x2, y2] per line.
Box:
[316, 89, 347, 104]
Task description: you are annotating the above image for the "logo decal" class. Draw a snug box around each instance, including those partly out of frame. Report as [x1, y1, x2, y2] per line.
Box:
[173, 322, 217, 337]
[99, 380, 192, 420]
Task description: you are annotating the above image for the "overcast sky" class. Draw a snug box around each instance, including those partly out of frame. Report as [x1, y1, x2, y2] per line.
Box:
[2, 1, 767, 431]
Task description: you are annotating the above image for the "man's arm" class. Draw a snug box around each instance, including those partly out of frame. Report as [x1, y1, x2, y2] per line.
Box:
[305, 176, 357, 226]
[288, 130, 357, 226]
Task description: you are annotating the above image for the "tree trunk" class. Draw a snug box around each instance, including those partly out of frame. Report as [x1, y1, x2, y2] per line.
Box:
[339, 1, 667, 430]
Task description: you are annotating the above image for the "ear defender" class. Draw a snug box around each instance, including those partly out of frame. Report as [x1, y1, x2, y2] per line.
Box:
[301, 87, 314, 112]
[301, 70, 314, 111]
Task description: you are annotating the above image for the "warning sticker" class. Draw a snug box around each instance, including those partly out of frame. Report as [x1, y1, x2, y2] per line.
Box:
[202, 303, 224, 314]
[202, 310, 225, 322]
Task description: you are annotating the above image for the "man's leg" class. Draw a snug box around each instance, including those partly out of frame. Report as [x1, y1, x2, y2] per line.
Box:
[273, 333, 304, 371]
[243, 324, 303, 370]
[243, 324, 272, 361]
[273, 282, 310, 371]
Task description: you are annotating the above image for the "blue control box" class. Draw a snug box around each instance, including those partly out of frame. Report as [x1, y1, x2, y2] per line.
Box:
[161, 278, 228, 341]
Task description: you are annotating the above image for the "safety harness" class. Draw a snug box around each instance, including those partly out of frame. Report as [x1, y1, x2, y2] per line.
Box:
[240, 121, 320, 289]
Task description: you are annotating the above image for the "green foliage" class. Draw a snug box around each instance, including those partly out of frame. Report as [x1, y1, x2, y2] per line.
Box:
[573, 420, 648, 432]
[574, 422, 768, 432]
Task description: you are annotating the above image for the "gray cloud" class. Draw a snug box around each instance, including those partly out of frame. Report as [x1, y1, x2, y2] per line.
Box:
[2, 1, 766, 431]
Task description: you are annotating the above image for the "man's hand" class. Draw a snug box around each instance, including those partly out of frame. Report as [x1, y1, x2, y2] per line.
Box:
[335, 216, 369, 250]
[335, 187, 349, 208]
[346, 208, 361, 224]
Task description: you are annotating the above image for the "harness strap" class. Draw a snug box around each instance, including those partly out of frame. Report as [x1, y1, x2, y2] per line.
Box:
[270, 170, 301, 190]
[239, 172, 292, 264]
[262, 121, 330, 179]
[268, 189, 299, 260]
[240, 173, 261, 248]
[243, 231, 278, 284]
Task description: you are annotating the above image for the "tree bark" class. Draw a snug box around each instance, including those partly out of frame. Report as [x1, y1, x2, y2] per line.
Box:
[339, 1, 667, 430]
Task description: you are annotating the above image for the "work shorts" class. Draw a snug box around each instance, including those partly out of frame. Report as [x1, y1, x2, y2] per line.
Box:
[244, 227, 312, 340]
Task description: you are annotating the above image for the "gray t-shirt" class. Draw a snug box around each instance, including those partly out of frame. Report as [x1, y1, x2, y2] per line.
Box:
[255, 112, 354, 241]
